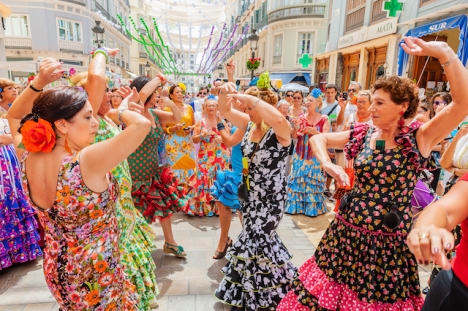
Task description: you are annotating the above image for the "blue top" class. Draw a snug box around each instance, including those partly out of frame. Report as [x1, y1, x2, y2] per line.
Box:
[231, 126, 243, 173]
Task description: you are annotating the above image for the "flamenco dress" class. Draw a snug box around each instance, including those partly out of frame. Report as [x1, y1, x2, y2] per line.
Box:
[285, 115, 328, 216]
[211, 126, 243, 211]
[128, 110, 189, 222]
[22, 152, 139, 310]
[0, 116, 42, 270]
[95, 116, 159, 310]
[278, 122, 436, 311]
[215, 124, 297, 310]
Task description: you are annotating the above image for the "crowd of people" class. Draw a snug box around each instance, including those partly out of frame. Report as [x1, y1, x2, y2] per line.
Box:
[0, 37, 468, 311]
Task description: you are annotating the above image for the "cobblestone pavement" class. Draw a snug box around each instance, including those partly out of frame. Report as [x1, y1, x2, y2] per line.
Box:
[0, 200, 431, 310]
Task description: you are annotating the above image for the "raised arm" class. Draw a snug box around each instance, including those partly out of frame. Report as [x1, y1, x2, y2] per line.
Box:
[86, 48, 119, 117]
[139, 76, 164, 104]
[216, 112, 245, 147]
[225, 60, 235, 83]
[7, 58, 64, 150]
[217, 83, 249, 130]
[401, 37, 468, 157]
[152, 98, 182, 123]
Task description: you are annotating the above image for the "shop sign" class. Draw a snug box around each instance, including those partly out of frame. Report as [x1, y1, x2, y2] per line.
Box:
[367, 18, 397, 41]
[337, 31, 360, 49]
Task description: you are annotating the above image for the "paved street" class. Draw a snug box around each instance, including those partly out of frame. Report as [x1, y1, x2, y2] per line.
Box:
[0, 200, 431, 310]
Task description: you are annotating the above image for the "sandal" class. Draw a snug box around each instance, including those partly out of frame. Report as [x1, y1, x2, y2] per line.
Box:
[213, 237, 232, 259]
[163, 242, 186, 257]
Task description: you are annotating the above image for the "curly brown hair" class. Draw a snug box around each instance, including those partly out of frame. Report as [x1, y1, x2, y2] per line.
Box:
[245, 86, 278, 107]
[372, 76, 418, 119]
[431, 92, 452, 106]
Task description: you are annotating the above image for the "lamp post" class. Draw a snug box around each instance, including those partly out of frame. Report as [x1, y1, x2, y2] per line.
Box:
[248, 28, 259, 81]
[91, 21, 105, 48]
[145, 61, 151, 78]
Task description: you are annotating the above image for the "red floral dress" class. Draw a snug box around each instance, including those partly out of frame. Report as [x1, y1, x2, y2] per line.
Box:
[185, 119, 230, 216]
[278, 122, 436, 311]
[22, 153, 139, 311]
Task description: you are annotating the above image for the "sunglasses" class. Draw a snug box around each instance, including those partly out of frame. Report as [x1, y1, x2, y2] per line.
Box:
[110, 95, 122, 98]
[348, 88, 356, 92]
[434, 100, 447, 106]
[356, 100, 368, 105]
[199, 92, 207, 95]
[293, 97, 302, 100]
[285, 94, 293, 97]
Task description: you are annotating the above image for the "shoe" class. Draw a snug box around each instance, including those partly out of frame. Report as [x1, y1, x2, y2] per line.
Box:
[231, 306, 245, 311]
[163, 242, 186, 257]
[422, 286, 430, 295]
[213, 237, 232, 259]
[324, 189, 332, 197]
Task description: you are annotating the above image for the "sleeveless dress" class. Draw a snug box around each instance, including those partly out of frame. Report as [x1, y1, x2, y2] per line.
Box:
[128, 110, 188, 222]
[214, 123, 297, 311]
[0, 116, 42, 269]
[211, 126, 243, 211]
[164, 105, 196, 183]
[278, 122, 436, 311]
[21, 152, 139, 310]
[286, 115, 328, 216]
[95, 117, 159, 310]
[185, 119, 230, 216]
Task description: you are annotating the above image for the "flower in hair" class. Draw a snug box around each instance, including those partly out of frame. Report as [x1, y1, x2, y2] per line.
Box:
[311, 88, 322, 99]
[0, 87, 3, 93]
[20, 118, 56, 153]
[207, 94, 217, 100]
[257, 71, 270, 90]
[69, 68, 76, 76]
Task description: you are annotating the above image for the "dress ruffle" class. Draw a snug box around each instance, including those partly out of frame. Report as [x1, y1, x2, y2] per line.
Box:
[185, 169, 218, 216]
[132, 165, 188, 223]
[286, 155, 327, 217]
[211, 169, 242, 211]
[215, 231, 297, 310]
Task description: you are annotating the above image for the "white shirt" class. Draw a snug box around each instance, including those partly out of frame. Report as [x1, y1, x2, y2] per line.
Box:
[338, 102, 358, 131]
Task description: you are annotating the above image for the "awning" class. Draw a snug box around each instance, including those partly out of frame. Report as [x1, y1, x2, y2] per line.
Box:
[397, 14, 468, 75]
[269, 73, 298, 85]
[303, 73, 311, 86]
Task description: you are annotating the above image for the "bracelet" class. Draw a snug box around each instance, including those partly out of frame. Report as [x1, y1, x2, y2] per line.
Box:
[29, 84, 43, 92]
[247, 98, 259, 111]
[156, 74, 166, 84]
[167, 127, 173, 134]
[92, 49, 109, 64]
[217, 122, 225, 131]
[441, 54, 458, 67]
[118, 109, 127, 125]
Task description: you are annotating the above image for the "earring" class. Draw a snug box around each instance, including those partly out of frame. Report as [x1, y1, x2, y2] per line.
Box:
[398, 111, 405, 128]
[64, 133, 72, 155]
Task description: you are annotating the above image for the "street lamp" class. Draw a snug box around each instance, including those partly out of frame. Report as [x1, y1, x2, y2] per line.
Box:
[248, 28, 259, 80]
[91, 21, 105, 48]
[145, 61, 151, 77]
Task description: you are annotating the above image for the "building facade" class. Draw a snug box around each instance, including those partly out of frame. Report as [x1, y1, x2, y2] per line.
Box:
[213, 0, 329, 88]
[1, 0, 132, 82]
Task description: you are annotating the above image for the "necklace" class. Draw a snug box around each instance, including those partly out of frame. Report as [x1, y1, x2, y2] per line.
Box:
[357, 113, 371, 122]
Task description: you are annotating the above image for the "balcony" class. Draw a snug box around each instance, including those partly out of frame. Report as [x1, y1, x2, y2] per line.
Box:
[4, 37, 32, 49]
[59, 40, 84, 53]
[268, 5, 326, 24]
[139, 52, 148, 59]
[371, 0, 388, 23]
[93, 1, 110, 20]
[253, 16, 268, 30]
[60, 0, 86, 6]
[345, 6, 365, 33]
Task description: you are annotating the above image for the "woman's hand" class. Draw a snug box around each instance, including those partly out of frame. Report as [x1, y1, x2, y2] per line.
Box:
[323, 162, 350, 187]
[213, 135, 222, 144]
[155, 97, 176, 108]
[304, 126, 320, 135]
[34, 58, 65, 89]
[435, 103, 447, 115]
[401, 37, 453, 63]
[407, 225, 454, 269]
[116, 85, 132, 99]
[0, 134, 13, 145]
[106, 48, 120, 57]
[225, 60, 235, 76]
[217, 82, 238, 96]
[456, 125, 468, 138]
[128, 101, 143, 114]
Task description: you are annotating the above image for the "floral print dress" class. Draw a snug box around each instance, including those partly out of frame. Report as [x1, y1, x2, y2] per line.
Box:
[22, 152, 139, 311]
[0, 116, 42, 269]
[215, 123, 297, 311]
[278, 122, 436, 311]
[95, 117, 159, 311]
[185, 119, 230, 216]
[128, 110, 188, 222]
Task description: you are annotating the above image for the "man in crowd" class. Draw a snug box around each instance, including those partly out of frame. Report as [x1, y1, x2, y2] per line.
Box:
[321, 84, 339, 121]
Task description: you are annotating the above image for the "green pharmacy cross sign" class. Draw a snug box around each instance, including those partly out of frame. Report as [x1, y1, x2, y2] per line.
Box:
[383, 0, 404, 18]
[298, 54, 313, 68]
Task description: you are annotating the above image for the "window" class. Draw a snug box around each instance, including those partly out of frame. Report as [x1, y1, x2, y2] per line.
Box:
[58, 18, 82, 42]
[4, 15, 29, 37]
[298, 33, 314, 55]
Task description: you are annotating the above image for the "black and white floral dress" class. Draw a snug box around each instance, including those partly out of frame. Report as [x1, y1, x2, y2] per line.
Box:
[215, 123, 298, 310]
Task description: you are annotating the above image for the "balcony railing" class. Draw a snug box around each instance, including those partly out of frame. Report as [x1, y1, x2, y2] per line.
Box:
[345, 6, 365, 32]
[371, 0, 387, 23]
[139, 52, 148, 59]
[60, 0, 86, 6]
[273, 55, 282, 64]
[58, 40, 84, 53]
[93, 1, 110, 20]
[268, 5, 326, 24]
[4, 37, 32, 49]
[254, 16, 268, 30]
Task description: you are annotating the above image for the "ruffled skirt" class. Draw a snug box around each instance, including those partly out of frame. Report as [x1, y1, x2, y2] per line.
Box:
[277, 214, 424, 311]
[286, 155, 327, 217]
[0, 145, 42, 269]
[211, 169, 242, 211]
[131, 165, 188, 223]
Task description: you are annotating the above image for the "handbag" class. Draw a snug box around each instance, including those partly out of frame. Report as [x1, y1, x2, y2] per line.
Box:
[333, 160, 355, 212]
[411, 179, 438, 221]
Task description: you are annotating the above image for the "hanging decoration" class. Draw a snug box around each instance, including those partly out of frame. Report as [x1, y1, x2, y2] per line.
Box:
[246, 57, 261, 71]
[382, 0, 404, 18]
